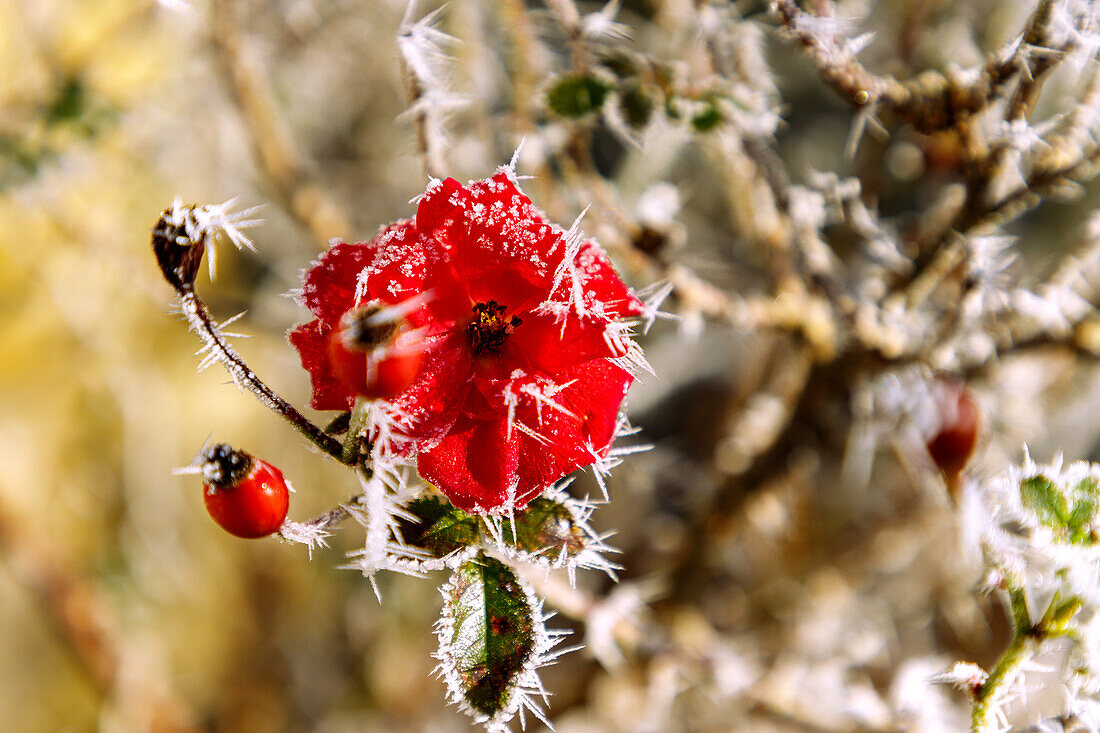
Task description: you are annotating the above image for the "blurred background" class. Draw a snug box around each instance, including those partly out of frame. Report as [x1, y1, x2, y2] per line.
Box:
[3, 0, 1100, 731]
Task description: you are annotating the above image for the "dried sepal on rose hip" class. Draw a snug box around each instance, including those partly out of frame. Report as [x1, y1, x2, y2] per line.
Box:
[289, 167, 645, 513]
[194, 443, 290, 538]
[926, 379, 980, 484]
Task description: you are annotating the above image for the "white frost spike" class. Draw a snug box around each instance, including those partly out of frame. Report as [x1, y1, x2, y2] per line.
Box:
[194, 312, 251, 371]
[162, 197, 262, 280]
[635, 281, 676, 334]
[277, 519, 333, 560]
[609, 339, 655, 377]
[492, 481, 624, 586]
[506, 138, 527, 178]
[932, 661, 988, 695]
[585, 414, 651, 503]
[364, 400, 417, 467]
[539, 207, 591, 325]
[582, 0, 631, 41]
[397, 3, 458, 89]
[397, 2, 467, 167]
[342, 467, 453, 598]
[519, 378, 578, 426]
[433, 561, 575, 730]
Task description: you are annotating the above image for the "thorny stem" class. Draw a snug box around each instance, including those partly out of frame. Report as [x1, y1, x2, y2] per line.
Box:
[970, 589, 1040, 733]
[176, 286, 348, 463]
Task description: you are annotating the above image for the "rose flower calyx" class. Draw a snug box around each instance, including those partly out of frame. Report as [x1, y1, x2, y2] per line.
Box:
[289, 166, 645, 513]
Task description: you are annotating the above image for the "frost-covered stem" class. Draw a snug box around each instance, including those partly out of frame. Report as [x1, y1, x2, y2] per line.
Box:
[343, 397, 373, 465]
[971, 590, 1038, 732]
[962, 0, 1063, 224]
[400, 65, 444, 180]
[176, 287, 347, 463]
[1003, 0, 1062, 123]
[1045, 60, 1100, 166]
[771, 0, 907, 110]
[295, 499, 360, 534]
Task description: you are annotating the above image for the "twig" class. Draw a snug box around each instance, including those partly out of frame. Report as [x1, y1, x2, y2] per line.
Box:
[176, 287, 347, 463]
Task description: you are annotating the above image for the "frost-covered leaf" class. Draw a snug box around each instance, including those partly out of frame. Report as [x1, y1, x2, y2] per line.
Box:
[400, 495, 482, 558]
[485, 486, 622, 584]
[547, 75, 612, 118]
[1020, 474, 1069, 527]
[437, 554, 536, 721]
[503, 495, 589, 559]
[1020, 474, 1098, 545]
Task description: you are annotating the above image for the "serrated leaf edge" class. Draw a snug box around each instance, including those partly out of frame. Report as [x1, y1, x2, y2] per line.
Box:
[433, 558, 575, 731]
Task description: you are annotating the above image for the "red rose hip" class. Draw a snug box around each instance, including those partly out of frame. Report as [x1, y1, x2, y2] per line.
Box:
[927, 380, 980, 483]
[200, 444, 290, 538]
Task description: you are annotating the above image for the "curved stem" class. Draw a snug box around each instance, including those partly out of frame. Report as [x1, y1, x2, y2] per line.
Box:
[177, 287, 348, 463]
[971, 590, 1039, 732]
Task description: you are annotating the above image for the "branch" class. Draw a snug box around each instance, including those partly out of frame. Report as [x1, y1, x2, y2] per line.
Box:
[177, 288, 347, 463]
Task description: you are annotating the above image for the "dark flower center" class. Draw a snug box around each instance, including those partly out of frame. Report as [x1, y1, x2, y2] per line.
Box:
[339, 302, 400, 351]
[467, 300, 521, 356]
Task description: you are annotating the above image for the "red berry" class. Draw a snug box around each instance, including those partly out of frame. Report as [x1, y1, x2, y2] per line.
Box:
[327, 302, 424, 400]
[927, 381, 980, 482]
[200, 444, 289, 538]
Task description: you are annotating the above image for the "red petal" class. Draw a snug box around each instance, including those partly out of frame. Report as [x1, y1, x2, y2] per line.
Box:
[389, 333, 474, 449]
[505, 309, 626, 374]
[444, 359, 633, 511]
[570, 240, 643, 318]
[288, 320, 357, 411]
[416, 171, 566, 309]
[361, 220, 435, 304]
[417, 414, 521, 512]
[510, 359, 631, 479]
[301, 241, 375, 326]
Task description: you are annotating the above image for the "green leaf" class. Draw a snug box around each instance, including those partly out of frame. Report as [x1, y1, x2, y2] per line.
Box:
[501, 494, 590, 561]
[438, 554, 536, 719]
[547, 75, 612, 118]
[1020, 475, 1069, 526]
[400, 496, 481, 558]
[691, 95, 724, 132]
[1020, 474, 1099, 546]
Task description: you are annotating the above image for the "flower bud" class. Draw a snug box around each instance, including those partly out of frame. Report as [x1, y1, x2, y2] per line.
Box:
[151, 204, 206, 290]
[327, 302, 424, 400]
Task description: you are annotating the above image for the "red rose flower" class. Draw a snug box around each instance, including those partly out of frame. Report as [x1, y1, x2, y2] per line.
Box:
[289, 167, 644, 513]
